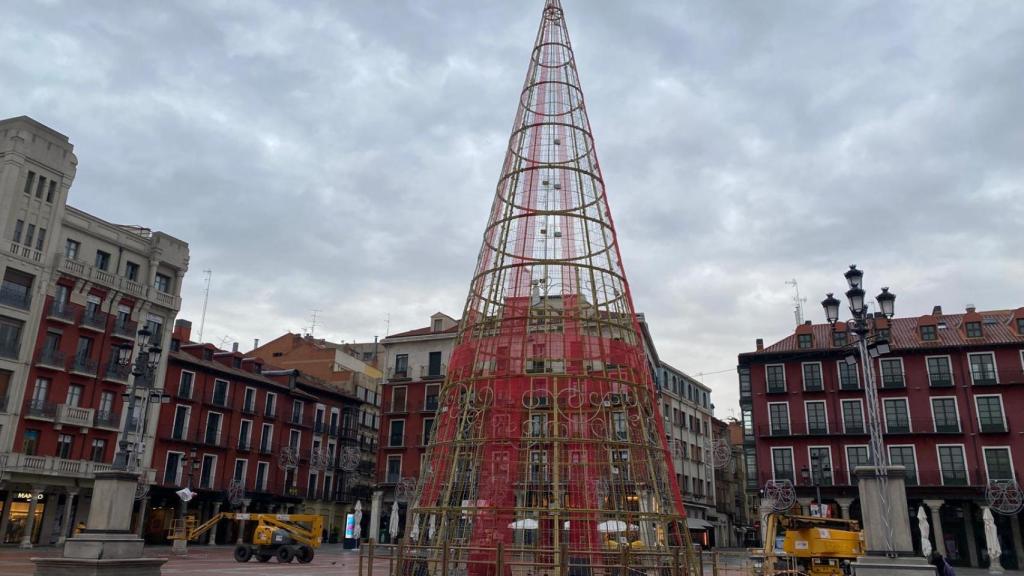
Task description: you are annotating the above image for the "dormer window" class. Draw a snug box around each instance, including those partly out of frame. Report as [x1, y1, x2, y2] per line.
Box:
[832, 331, 847, 347]
[432, 319, 443, 332]
[797, 334, 812, 349]
[1017, 318, 1024, 335]
[965, 321, 982, 338]
[876, 328, 890, 340]
[920, 325, 937, 341]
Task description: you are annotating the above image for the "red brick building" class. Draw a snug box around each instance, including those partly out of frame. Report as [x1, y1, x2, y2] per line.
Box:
[370, 313, 457, 542]
[144, 320, 374, 544]
[739, 305, 1024, 568]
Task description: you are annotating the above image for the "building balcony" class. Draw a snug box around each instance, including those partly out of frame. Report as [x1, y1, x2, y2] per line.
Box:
[388, 367, 410, 381]
[94, 410, 121, 430]
[419, 364, 446, 379]
[57, 256, 182, 310]
[0, 283, 32, 310]
[70, 355, 98, 377]
[56, 404, 95, 429]
[80, 310, 108, 332]
[104, 359, 132, 383]
[47, 301, 77, 323]
[112, 319, 138, 340]
[25, 400, 57, 421]
[8, 242, 43, 265]
[36, 348, 66, 370]
[0, 452, 118, 480]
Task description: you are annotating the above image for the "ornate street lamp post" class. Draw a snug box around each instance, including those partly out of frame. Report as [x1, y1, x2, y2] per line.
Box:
[821, 266, 930, 576]
[112, 327, 168, 472]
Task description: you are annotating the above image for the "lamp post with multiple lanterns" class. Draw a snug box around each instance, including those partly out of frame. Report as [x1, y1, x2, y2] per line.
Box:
[801, 455, 832, 516]
[821, 265, 900, 557]
[112, 326, 170, 473]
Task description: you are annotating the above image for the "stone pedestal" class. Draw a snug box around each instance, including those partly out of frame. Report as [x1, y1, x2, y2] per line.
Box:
[852, 466, 932, 576]
[32, 471, 167, 576]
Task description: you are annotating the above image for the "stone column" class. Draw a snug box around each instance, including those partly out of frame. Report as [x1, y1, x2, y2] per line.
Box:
[237, 499, 250, 544]
[57, 490, 78, 545]
[797, 497, 813, 516]
[370, 490, 383, 544]
[0, 490, 14, 543]
[1009, 515, 1024, 572]
[19, 486, 43, 548]
[835, 497, 855, 520]
[209, 502, 221, 545]
[136, 494, 150, 538]
[963, 502, 979, 567]
[923, 500, 946, 556]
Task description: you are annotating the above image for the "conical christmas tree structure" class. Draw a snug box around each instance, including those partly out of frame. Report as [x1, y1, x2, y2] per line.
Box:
[401, 1, 694, 572]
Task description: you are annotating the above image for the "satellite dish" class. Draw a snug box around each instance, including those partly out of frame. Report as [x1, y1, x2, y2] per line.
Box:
[176, 487, 196, 502]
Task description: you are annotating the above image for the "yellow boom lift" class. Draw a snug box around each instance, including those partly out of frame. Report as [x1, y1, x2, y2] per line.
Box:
[751, 513, 864, 576]
[169, 512, 324, 563]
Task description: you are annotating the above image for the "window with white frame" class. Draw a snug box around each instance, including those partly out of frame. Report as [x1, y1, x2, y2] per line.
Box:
[845, 445, 870, 483]
[983, 447, 1014, 481]
[926, 357, 953, 387]
[841, 400, 864, 433]
[238, 419, 252, 450]
[386, 455, 402, 484]
[289, 429, 300, 449]
[888, 446, 918, 486]
[233, 459, 247, 483]
[389, 420, 405, 447]
[212, 379, 229, 406]
[260, 423, 273, 452]
[242, 387, 256, 413]
[255, 461, 269, 491]
[879, 358, 905, 388]
[883, 398, 910, 433]
[265, 392, 277, 417]
[171, 405, 190, 440]
[938, 445, 968, 486]
[976, 396, 1007, 433]
[931, 397, 960, 433]
[838, 362, 859, 390]
[968, 352, 997, 385]
[766, 365, 786, 393]
[802, 363, 823, 391]
[768, 403, 790, 436]
[291, 399, 303, 424]
[199, 454, 216, 488]
[771, 447, 794, 482]
[178, 371, 194, 399]
[204, 412, 222, 445]
[808, 446, 833, 485]
[164, 451, 183, 485]
[805, 401, 828, 435]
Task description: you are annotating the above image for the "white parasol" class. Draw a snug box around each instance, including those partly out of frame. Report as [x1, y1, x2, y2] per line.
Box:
[596, 520, 638, 533]
[353, 500, 363, 540]
[389, 501, 400, 540]
[409, 514, 420, 540]
[508, 518, 539, 530]
[983, 507, 1003, 573]
[428, 514, 436, 540]
[916, 506, 931, 558]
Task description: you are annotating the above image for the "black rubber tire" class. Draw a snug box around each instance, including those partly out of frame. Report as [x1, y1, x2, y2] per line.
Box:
[277, 545, 295, 563]
[296, 545, 314, 563]
[233, 545, 252, 563]
[256, 552, 272, 563]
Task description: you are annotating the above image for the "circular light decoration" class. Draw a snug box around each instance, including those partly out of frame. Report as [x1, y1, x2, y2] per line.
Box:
[764, 480, 796, 512]
[986, 480, 1024, 515]
[712, 439, 733, 470]
[277, 447, 298, 471]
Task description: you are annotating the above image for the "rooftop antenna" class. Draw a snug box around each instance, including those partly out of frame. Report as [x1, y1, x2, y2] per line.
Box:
[217, 335, 233, 349]
[197, 269, 212, 342]
[309, 309, 321, 338]
[785, 278, 806, 325]
[385, 313, 391, 337]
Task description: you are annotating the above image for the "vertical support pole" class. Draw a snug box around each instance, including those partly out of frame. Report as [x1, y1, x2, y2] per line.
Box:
[442, 539, 450, 576]
[672, 546, 681, 576]
[368, 539, 376, 576]
[395, 537, 406, 576]
[698, 548, 705, 576]
[713, 551, 720, 576]
[560, 542, 568, 576]
[358, 539, 365, 576]
[389, 542, 395, 576]
[497, 541, 506, 576]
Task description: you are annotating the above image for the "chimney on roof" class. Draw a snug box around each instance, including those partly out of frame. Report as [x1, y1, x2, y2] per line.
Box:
[232, 342, 239, 353]
[253, 338, 259, 350]
[966, 304, 976, 313]
[804, 320, 811, 326]
[756, 338, 764, 352]
[173, 319, 192, 342]
[932, 305, 942, 316]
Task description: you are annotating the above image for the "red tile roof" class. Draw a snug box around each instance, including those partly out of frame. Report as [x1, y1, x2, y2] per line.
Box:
[746, 307, 1024, 355]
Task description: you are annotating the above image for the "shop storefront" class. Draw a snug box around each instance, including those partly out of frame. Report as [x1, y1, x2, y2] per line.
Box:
[2, 491, 47, 545]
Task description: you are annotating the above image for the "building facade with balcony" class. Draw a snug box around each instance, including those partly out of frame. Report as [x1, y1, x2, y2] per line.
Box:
[147, 320, 375, 544]
[371, 312, 457, 543]
[739, 306, 1024, 569]
[0, 116, 188, 547]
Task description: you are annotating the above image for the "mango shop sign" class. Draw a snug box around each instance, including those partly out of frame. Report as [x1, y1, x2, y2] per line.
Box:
[16, 492, 44, 501]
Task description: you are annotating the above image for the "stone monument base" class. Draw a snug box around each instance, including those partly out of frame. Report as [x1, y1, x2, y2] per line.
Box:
[853, 555, 934, 576]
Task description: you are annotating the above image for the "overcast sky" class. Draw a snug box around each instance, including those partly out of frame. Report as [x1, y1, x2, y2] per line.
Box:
[3, 0, 1022, 417]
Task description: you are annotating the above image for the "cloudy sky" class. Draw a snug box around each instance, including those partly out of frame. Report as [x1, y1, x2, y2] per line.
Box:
[3, 0, 1022, 417]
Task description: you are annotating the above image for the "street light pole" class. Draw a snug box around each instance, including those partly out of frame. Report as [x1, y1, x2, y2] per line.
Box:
[822, 265, 899, 557]
[112, 327, 166, 472]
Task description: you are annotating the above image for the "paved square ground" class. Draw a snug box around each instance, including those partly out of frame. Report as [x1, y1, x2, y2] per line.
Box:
[0, 544, 388, 576]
